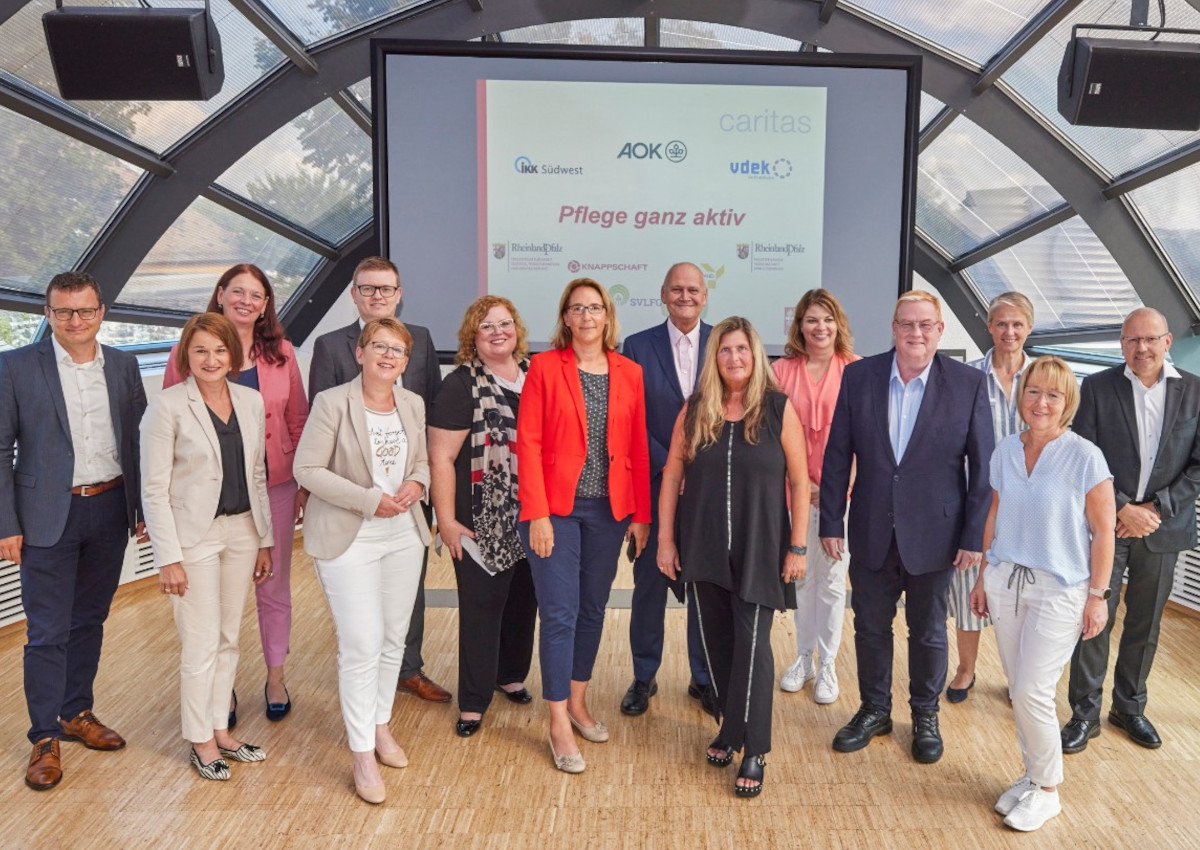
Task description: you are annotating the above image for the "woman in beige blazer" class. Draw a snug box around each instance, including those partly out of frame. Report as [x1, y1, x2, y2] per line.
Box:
[294, 317, 431, 804]
[141, 313, 274, 781]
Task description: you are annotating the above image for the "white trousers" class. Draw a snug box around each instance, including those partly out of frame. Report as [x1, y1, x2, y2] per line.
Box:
[172, 513, 260, 743]
[315, 513, 425, 753]
[792, 506, 848, 664]
[985, 562, 1087, 787]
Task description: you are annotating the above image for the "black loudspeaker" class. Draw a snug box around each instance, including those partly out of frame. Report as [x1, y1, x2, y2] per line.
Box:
[1058, 36, 1200, 131]
[43, 7, 224, 101]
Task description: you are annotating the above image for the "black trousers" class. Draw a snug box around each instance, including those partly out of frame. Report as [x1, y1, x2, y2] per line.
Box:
[20, 487, 127, 743]
[691, 581, 775, 756]
[453, 554, 538, 714]
[1069, 536, 1177, 721]
[849, 534, 953, 713]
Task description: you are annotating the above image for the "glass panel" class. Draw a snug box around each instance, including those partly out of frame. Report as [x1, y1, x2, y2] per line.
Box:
[961, 216, 1142, 331]
[1126, 162, 1200, 306]
[120, 197, 321, 313]
[845, 0, 1047, 66]
[0, 0, 285, 153]
[918, 114, 1064, 257]
[0, 309, 42, 351]
[260, 0, 424, 46]
[999, 0, 1200, 177]
[660, 20, 802, 51]
[349, 78, 372, 113]
[96, 320, 181, 348]
[500, 19, 643, 45]
[0, 106, 142, 296]
[216, 99, 372, 243]
[919, 92, 946, 131]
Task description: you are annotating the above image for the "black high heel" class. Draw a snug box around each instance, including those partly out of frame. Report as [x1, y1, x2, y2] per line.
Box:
[735, 754, 765, 797]
[227, 690, 238, 731]
[706, 738, 734, 767]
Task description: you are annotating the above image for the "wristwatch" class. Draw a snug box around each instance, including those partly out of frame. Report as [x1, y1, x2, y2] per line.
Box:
[1088, 586, 1112, 600]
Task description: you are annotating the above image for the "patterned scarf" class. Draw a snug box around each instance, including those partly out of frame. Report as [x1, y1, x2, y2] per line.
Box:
[467, 358, 527, 575]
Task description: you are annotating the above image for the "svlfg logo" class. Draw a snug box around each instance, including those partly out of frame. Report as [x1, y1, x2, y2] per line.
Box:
[617, 141, 687, 162]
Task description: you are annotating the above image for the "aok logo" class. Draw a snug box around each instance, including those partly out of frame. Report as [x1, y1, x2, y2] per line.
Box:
[618, 141, 687, 162]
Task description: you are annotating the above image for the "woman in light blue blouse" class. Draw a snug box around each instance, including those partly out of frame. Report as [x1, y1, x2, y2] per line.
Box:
[970, 356, 1114, 833]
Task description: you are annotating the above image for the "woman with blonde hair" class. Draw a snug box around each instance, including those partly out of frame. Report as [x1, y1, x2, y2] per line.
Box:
[658, 316, 809, 797]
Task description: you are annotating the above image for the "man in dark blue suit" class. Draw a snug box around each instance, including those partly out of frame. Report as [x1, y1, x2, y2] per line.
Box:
[0, 272, 148, 790]
[619, 262, 713, 715]
[819, 291, 993, 763]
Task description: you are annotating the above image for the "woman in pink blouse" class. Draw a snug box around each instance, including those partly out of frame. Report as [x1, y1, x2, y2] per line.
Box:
[773, 289, 859, 705]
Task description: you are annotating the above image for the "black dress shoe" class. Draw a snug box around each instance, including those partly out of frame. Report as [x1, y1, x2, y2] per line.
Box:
[946, 677, 975, 704]
[227, 689, 238, 731]
[620, 679, 657, 716]
[687, 678, 709, 701]
[1061, 718, 1101, 754]
[495, 686, 533, 704]
[832, 705, 893, 752]
[911, 710, 943, 764]
[1108, 709, 1162, 749]
[455, 718, 482, 737]
[265, 684, 291, 721]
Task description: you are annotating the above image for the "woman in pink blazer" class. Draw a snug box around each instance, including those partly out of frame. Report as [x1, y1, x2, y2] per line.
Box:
[164, 264, 308, 723]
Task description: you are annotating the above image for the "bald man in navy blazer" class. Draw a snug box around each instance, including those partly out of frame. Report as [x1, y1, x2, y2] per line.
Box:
[618, 262, 713, 716]
[819, 291, 993, 764]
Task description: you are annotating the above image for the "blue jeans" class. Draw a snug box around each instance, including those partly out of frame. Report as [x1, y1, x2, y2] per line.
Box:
[520, 498, 629, 702]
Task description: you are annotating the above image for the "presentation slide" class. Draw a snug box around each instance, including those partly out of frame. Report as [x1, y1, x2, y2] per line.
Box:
[480, 80, 827, 342]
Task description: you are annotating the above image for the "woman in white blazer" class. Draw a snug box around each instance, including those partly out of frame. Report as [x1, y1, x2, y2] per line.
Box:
[294, 317, 432, 804]
[141, 313, 274, 781]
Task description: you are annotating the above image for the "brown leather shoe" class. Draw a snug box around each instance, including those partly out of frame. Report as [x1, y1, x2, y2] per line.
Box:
[59, 710, 126, 751]
[26, 738, 62, 791]
[397, 672, 451, 702]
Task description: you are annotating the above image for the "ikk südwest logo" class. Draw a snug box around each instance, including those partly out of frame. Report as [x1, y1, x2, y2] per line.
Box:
[513, 155, 584, 176]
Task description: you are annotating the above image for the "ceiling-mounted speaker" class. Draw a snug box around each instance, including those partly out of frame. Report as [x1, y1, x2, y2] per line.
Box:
[42, 6, 224, 101]
[1058, 28, 1200, 131]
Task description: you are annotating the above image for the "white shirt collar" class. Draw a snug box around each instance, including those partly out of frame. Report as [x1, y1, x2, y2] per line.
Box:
[890, 353, 934, 386]
[666, 318, 700, 349]
[1123, 361, 1181, 388]
[51, 333, 102, 367]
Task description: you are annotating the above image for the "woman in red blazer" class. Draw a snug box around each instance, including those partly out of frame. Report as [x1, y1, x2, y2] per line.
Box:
[517, 278, 651, 774]
[164, 264, 308, 724]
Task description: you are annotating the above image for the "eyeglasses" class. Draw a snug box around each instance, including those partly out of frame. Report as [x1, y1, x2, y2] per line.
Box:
[894, 320, 939, 335]
[48, 306, 101, 321]
[1120, 332, 1169, 347]
[479, 319, 516, 333]
[356, 284, 399, 298]
[225, 287, 266, 303]
[368, 342, 409, 358]
[565, 304, 606, 316]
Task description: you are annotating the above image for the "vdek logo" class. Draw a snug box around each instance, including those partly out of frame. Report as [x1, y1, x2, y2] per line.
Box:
[729, 157, 792, 179]
[617, 141, 687, 163]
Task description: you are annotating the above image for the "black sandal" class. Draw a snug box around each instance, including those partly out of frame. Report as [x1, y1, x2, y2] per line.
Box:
[735, 754, 765, 797]
[705, 739, 734, 767]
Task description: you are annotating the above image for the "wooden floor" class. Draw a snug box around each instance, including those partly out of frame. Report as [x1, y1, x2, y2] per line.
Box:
[3, 538, 1199, 849]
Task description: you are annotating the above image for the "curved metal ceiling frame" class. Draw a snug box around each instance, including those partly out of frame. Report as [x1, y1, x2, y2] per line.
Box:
[2, 0, 1194, 350]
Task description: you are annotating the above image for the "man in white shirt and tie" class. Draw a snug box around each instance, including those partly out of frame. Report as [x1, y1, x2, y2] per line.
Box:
[619, 262, 713, 716]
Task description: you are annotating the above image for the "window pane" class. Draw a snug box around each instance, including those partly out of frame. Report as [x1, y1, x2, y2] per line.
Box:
[0, 0, 285, 153]
[501, 19, 644, 45]
[844, 0, 1048, 66]
[0, 310, 42, 350]
[1126, 162, 1200, 307]
[918, 115, 1064, 257]
[999, 0, 1200, 177]
[660, 20, 802, 51]
[259, 0, 425, 46]
[349, 78, 372, 113]
[0, 106, 141, 296]
[96, 320, 181, 348]
[217, 99, 372, 243]
[120, 197, 321, 313]
[961, 216, 1142, 331]
[919, 93, 946, 131]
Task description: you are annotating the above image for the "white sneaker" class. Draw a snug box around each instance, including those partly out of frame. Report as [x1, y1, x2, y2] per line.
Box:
[1003, 788, 1061, 831]
[813, 662, 839, 704]
[994, 776, 1038, 815]
[780, 653, 814, 693]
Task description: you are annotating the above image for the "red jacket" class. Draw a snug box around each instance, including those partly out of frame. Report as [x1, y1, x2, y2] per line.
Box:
[517, 347, 651, 523]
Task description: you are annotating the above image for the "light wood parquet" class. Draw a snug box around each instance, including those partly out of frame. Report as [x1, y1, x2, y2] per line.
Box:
[2, 535, 1198, 849]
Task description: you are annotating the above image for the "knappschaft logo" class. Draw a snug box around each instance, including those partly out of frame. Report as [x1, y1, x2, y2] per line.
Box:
[513, 155, 584, 176]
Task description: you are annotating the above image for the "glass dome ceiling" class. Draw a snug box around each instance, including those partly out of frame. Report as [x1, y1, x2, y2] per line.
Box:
[1, 0, 1197, 352]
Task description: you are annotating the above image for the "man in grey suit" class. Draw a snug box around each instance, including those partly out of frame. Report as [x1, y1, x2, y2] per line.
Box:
[0, 272, 148, 790]
[307, 256, 449, 702]
[1062, 307, 1200, 753]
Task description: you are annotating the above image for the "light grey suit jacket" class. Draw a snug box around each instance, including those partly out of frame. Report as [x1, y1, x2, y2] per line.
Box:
[294, 376, 432, 560]
[307, 319, 442, 408]
[140, 377, 273, 569]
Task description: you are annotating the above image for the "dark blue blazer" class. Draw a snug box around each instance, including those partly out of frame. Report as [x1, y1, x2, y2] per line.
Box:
[0, 337, 147, 547]
[818, 350, 994, 574]
[621, 320, 712, 489]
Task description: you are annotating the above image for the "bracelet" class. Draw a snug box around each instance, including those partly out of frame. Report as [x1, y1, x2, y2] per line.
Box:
[788, 544, 807, 556]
